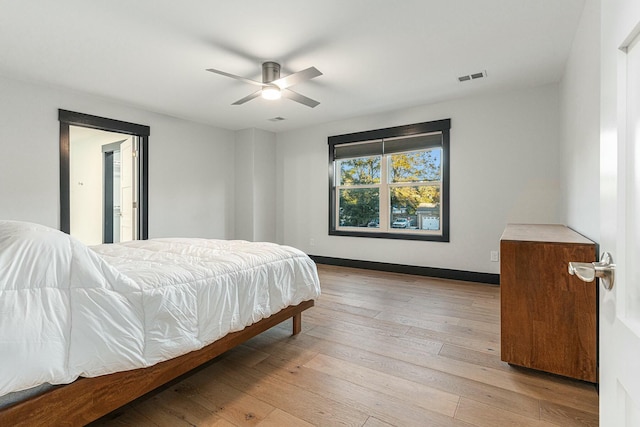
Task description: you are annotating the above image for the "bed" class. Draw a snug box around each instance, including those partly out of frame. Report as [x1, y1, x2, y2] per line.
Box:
[0, 220, 320, 426]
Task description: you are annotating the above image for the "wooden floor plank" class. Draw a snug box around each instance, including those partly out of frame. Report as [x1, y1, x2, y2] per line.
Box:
[315, 298, 381, 318]
[539, 400, 599, 427]
[374, 308, 462, 327]
[129, 390, 221, 427]
[303, 353, 460, 417]
[174, 374, 276, 426]
[92, 264, 598, 426]
[455, 397, 558, 426]
[200, 358, 370, 426]
[90, 406, 159, 426]
[306, 305, 413, 335]
[437, 344, 599, 412]
[280, 331, 543, 420]
[362, 417, 396, 427]
[255, 408, 314, 427]
[304, 322, 444, 359]
[252, 351, 471, 427]
[406, 325, 500, 355]
[456, 318, 500, 334]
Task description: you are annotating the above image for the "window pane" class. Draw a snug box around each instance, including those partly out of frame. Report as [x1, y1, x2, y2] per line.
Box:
[338, 156, 381, 185]
[339, 188, 380, 227]
[389, 185, 440, 231]
[389, 148, 441, 183]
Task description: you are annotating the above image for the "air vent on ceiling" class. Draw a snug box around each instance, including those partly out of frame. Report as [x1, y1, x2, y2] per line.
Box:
[458, 70, 487, 82]
[268, 116, 286, 122]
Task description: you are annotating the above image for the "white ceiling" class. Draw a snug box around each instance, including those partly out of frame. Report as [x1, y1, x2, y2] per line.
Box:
[0, 1, 585, 132]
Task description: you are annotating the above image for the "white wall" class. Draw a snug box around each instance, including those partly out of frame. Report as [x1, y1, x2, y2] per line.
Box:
[234, 128, 277, 242]
[251, 129, 276, 242]
[0, 74, 236, 239]
[149, 116, 235, 239]
[559, 0, 601, 243]
[234, 129, 255, 241]
[277, 84, 562, 274]
[0, 78, 59, 226]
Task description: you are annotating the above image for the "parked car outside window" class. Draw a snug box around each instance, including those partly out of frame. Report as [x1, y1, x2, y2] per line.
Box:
[391, 218, 410, 228]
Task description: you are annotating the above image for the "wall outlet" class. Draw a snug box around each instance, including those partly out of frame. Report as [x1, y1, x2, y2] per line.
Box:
[309, 238, 315, 247]
[490, 250, 499, 262]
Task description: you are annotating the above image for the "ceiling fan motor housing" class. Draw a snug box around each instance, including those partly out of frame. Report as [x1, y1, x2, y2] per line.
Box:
[262, 61, 281, 83]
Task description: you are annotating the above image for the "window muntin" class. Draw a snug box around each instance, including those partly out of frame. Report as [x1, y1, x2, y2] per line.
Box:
[329, 119, 450, 241]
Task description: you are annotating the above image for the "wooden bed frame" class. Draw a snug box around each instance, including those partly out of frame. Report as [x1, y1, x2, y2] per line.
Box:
[0, 299, 314, 427]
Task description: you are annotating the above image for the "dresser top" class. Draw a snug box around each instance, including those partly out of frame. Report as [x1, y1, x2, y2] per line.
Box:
[500, 224, 594, 244]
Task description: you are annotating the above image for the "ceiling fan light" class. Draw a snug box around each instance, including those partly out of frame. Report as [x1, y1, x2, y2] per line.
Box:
[261, 85, 281, 100]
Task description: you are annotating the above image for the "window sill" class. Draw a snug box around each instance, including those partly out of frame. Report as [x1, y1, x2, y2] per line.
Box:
[329, 229, 449, 242]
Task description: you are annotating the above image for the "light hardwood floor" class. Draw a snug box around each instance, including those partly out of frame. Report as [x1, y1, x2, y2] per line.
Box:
[92, 264, 599, 427]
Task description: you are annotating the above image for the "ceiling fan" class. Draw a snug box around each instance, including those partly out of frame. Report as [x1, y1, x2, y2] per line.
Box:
[206, 61, 322, 108]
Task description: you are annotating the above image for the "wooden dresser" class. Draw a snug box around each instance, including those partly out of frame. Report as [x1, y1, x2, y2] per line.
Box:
[500, 224, 597, 382]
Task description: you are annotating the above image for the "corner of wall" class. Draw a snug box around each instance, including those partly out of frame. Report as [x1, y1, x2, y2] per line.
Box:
[558, 0, 601, 243]
[233, 128, 278, 242]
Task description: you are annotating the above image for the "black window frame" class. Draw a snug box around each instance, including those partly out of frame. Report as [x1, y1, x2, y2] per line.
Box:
[328, 119, 450, 242]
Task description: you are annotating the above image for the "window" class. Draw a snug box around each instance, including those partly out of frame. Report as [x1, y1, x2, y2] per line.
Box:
[329, 119, 450, 241]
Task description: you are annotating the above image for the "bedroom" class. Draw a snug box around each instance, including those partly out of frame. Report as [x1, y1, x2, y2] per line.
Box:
[0, 0, 638, 425]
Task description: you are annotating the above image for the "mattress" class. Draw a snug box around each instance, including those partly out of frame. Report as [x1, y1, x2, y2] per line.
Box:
[0, 384, 56, 410]
[0, 221, 321, 398]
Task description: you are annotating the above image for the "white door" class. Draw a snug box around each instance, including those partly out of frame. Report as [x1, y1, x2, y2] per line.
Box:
[599, 2, 640, 425]
[120, 137, 134, 242]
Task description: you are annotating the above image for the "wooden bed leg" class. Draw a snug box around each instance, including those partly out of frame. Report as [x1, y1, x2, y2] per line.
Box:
[292, 313, 302, 335]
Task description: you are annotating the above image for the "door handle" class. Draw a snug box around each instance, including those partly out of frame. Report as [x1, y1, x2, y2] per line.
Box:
[568, 252, 615, 290]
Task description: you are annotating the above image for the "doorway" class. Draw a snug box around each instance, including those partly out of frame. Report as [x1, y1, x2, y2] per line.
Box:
[102, 139, 136, 244]
[59, 109, 149, 244]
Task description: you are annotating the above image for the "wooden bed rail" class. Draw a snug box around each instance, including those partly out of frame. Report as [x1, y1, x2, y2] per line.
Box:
[0, 299, 314, 427]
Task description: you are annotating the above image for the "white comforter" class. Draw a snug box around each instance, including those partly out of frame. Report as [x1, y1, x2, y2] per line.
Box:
[0, 221, 320, 397]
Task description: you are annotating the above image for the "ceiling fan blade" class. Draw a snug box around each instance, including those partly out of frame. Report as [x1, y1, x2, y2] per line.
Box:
[272, 66, 322, 89]
[282, 89, 320, 108]
[232, 90, 262, 105]
[206, 68, 266, 87]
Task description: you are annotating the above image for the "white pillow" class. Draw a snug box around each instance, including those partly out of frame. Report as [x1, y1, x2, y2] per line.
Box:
[0, 220, 72, 291]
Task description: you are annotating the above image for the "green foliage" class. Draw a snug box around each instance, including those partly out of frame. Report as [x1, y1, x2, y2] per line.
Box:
[390, 186, 440, 216]
[389, 150, 440, 183]
[339, 156, 380, 185]
[339, 188, 379, 227]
